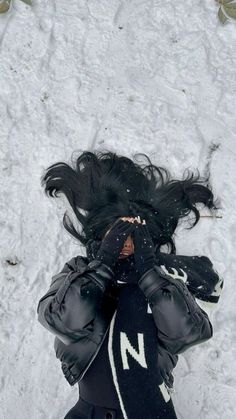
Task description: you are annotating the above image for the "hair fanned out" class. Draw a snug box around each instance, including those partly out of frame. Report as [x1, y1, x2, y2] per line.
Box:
[40, 149, 221, 255]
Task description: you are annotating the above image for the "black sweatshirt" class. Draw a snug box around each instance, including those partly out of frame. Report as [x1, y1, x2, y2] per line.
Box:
[78, 324, 120, 408]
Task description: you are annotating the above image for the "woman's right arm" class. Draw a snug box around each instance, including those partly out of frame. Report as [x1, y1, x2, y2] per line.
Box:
[36, 257, 117, 346]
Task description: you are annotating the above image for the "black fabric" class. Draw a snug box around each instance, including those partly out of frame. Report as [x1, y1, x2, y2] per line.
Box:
[108, 257, 178, 419]
[78, 330, 121, 409]
[86, 238, 101, 262]
[95, 219, 135, 269]
[74, 250, 221, 418]
[64, 396, 124, 419]
[113, 254, 139, 284]
[132, 222, 156, 277]
[154, 252, 222, 301]
[78, 255, 177, 418]
[78, 255, 138, 410]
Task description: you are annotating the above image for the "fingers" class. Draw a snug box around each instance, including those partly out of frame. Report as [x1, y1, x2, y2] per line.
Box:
[103, 218, 135, 239]
[120, 216, 146, 225]
[139, 221, 150, 234]
[120, 217, 137, 225]
[113, 218, 136, 230]
[119, 216, 148, 241]
[107, 219, 135, 241]
[120, 216, 139, 223]
[109, 216, 147, 243]
[132, 219, 151, 242]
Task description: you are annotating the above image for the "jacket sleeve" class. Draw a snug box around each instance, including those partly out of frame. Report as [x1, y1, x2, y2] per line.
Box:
[138, 263, 217, 355]
[36, 257, 117, 346]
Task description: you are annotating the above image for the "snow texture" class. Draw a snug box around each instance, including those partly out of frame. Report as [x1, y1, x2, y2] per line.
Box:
[0, 0, 235, 418]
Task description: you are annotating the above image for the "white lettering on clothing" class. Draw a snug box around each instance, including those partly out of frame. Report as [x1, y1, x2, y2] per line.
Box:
[120, 332, 147, 369]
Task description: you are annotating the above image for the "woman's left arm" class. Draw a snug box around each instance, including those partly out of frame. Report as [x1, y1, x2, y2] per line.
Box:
[138, 264, 216, 355]
[132, 218, 224, 356]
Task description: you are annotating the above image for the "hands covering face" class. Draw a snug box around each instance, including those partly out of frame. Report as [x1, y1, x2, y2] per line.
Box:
[104, 216, 143, 259]
[104, 216, 156, 277]
[116, 216, 145, 259]
[131, 217, 156, 277]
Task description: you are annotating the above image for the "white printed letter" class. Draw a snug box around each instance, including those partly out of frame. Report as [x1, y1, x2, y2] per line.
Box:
[120, 332, 147, 370]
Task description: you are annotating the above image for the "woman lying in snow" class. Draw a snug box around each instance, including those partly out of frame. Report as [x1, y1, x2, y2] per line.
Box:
[37, 150, 224, 419]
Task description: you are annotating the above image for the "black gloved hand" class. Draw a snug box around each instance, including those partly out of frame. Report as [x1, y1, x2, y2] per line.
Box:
[95, 219, 136, 270]
[133, 220, 156, 278]
[86, 239, 101, 262]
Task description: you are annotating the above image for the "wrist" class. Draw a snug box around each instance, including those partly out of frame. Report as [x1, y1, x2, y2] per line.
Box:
[135, 255, 156, 278]
[96, 253, 115, 270]
[136, 263, 154, 278]
[85, 259, 116, 292]
[87, 259, 115, 276]
[138, 265, 170, 300]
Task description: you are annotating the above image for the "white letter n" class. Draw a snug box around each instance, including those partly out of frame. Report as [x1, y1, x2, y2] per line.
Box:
[120, 332, 147, 370]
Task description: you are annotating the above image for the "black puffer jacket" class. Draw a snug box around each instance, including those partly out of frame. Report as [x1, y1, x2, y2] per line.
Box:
[37, 251, 223, 388]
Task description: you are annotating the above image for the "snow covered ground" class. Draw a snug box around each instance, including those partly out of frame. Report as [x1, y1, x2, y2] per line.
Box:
[0, 0, 236, 418]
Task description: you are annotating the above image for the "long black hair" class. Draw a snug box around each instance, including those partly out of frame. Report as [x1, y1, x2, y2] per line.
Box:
[40, 149, 220, 256]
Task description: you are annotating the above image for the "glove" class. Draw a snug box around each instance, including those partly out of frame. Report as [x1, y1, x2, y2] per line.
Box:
[86, 239, 102, 262]
[95, 218, 136, 270]
[132, 220, 156, 278]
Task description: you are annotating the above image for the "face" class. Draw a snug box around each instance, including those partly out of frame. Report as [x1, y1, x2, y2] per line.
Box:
[118, 234, 134, 259]
[104, 218, 135, 259]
